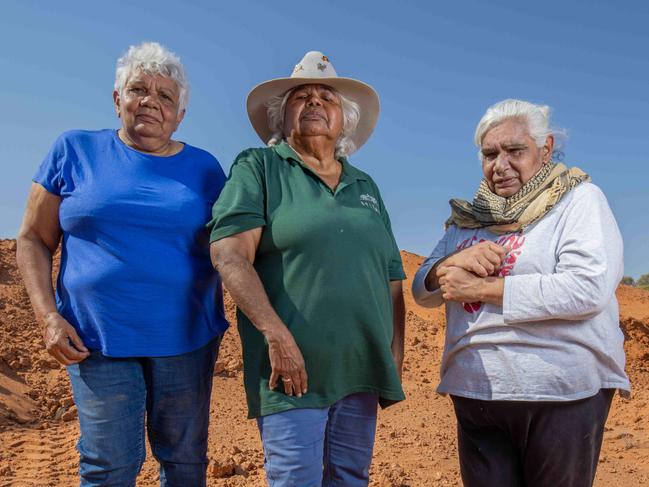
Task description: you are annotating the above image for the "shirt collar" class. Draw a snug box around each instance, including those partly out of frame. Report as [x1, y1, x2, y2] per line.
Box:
[273, 141, 367, 182]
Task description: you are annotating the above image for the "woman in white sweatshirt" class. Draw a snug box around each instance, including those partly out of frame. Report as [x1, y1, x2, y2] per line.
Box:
[412, 99, 629, 487]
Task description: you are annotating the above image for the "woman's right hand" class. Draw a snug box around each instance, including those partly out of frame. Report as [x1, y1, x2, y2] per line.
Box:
[439, 241, 508, 278]
[266, 326, 308, 397]
[42, 312, 90, 365]
[16, 184, 89, 366]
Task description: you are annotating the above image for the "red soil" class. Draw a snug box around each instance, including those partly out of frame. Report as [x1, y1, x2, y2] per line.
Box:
[0, 241, 647, 486]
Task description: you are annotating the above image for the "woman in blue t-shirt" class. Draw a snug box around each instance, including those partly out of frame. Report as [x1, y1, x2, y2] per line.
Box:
[16, 42, 228, 487]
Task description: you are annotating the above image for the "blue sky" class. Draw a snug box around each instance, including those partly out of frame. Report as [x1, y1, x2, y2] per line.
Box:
[1, 0, 647, 277]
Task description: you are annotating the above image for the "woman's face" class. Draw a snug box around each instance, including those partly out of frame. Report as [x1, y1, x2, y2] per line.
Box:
[480, 119, 554, 197]
[113, 71, 185, 147]
[283, 84, 344, 143]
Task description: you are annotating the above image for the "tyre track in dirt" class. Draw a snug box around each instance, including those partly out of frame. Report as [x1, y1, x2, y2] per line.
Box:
[0, 423, 78, 487]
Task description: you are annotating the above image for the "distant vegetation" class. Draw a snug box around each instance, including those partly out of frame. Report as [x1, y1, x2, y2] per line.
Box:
[623, 274, 649, 290]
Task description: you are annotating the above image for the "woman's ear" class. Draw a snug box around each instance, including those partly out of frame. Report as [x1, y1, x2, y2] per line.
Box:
[113, 90, 121, 119]
[543, 135, 555, 162]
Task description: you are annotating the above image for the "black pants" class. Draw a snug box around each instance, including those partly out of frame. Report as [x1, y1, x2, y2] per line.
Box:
[451, 389, 614, 487]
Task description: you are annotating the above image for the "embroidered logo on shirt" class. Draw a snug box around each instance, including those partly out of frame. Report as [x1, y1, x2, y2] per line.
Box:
[456, 234, 526, 313]
[360, 194, 380, 213]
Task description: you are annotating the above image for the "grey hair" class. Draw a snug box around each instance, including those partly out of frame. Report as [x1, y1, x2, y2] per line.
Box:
[265, 86, 361, 158]
[474, 99, 565, 159]
[114, 42, 189, 111]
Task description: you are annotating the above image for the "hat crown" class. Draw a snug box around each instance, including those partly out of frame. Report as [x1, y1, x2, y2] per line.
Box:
[291, 51, 337, 79]
[246, 50, 379, 154]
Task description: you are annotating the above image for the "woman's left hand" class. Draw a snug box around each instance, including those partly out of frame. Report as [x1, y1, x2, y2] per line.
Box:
[438, 265, 485, 303]
[438, 266, 504, 305]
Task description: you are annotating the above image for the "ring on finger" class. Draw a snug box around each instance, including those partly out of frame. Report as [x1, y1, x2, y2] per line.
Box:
[281, 377, 293, 382]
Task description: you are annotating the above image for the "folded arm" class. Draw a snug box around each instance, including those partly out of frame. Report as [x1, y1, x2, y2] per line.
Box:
[412, 234, 507, 308]
[504, 187, 623, 323]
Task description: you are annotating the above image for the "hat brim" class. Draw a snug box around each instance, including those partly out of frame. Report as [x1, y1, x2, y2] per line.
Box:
[246, 76, 380, 154]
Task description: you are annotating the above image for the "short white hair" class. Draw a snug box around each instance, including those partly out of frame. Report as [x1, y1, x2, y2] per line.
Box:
[265, 85, 361, 158]
[474, 99, 564, 156]
[114, 42, 189, 111]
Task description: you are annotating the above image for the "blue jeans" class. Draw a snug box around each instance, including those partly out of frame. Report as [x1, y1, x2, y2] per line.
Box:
[257, 392, 378, 487]
[67, 336, 221, 487]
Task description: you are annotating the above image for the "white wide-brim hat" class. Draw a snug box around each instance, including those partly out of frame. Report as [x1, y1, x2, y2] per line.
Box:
[246, 51, 380, 154]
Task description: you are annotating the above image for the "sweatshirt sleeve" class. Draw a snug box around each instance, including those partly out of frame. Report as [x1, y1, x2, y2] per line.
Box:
[411, 227, 453, 308]
[503, 184, 623, 323]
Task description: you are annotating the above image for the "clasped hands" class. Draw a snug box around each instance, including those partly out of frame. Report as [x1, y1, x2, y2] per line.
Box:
[434, 242, 508, 304]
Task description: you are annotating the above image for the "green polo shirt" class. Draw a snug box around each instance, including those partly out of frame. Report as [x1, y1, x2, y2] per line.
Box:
[208, 142, 405, 418]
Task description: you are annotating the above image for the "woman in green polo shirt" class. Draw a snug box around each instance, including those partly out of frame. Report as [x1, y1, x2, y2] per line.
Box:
[208, 51, 405, 487]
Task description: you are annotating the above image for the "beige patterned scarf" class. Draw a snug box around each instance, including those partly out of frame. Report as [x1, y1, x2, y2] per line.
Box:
[446, 163, 590, 234]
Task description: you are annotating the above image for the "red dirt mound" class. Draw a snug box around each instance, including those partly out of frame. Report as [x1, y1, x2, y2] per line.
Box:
[0, 241, 647, 486]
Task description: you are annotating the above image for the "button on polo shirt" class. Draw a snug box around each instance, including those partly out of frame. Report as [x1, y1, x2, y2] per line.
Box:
[209, 142, 405, 418]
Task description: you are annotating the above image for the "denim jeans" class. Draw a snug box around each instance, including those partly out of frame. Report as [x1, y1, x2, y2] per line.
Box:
[257, 392, 378, 487]
[66, 336, 221, 487]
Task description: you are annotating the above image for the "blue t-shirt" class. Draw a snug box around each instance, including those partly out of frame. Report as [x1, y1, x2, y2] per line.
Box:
[34, 129, 229, 357]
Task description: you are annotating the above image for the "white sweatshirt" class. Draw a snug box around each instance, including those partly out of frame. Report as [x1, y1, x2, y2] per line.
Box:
[412, 183, 630, 401]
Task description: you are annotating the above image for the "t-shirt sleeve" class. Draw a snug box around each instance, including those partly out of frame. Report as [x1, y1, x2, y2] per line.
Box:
[207, 150, 267, 242]
[33, 134, 68, 196]
[377, 188, 406, 281]
[411, 226, 453, 308]
[204, 154, 228, 206]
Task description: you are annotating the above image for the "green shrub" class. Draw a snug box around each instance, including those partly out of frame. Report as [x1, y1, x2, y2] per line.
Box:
[621, 276, 635, 286]
[637, 274, 649, 288]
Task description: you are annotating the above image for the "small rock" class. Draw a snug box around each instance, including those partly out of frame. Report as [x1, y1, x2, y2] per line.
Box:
[47, 359, 61, 369]
[214, 361, 226, 375]
[61, 407, 77, 422]
[1, 351, 17, 363]
[226, 359, 243, 372]
[54, 407, 66, 421]
[234, 463, 249, 476]
[60, 397, 75, 408]
[209, 458, 236, 478]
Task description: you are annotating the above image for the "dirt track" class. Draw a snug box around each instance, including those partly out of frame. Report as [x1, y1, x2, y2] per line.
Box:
[1, 240, 647, 486]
